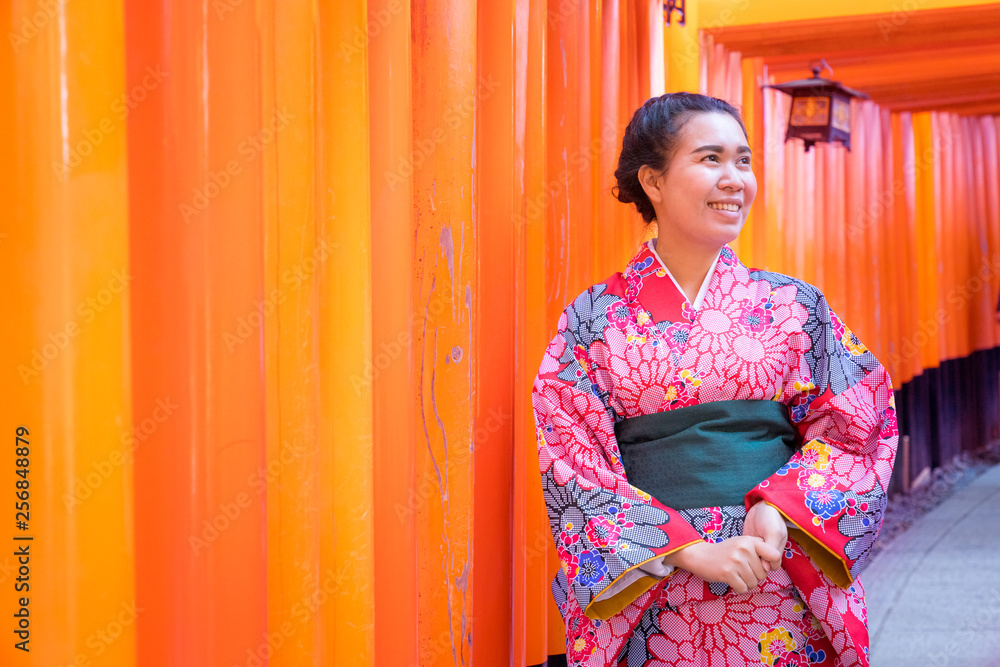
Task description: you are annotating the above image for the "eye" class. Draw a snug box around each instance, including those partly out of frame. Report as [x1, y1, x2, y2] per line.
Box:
[702, 154, 720, 162]
[738, 156, 752, 165]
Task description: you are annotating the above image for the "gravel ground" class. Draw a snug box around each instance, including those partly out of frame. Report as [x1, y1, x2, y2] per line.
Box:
[869, 440, 1000, 564]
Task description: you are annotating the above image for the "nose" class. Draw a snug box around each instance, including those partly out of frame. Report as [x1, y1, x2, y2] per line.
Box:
[717, 162, 743, 191]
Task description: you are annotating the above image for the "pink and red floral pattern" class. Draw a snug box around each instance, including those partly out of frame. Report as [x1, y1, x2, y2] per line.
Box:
[534, 241, 897, 667]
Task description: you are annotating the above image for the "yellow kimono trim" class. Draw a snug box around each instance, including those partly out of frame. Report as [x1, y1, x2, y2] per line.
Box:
[584, 538, 703, 621]
[763, 500, 853, 589]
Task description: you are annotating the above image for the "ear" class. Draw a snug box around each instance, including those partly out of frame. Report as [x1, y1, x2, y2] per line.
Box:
[638, 165, 663, 204]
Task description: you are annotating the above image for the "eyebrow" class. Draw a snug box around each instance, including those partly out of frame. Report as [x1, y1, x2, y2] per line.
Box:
[691, 144, 752, 155]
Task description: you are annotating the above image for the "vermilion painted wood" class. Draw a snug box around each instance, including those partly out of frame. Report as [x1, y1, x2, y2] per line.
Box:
[966, 118, 992, 353]
[0, 2, 136, 665]
[983, 117, 1000, 351]
[410, 0, 477, 663]
[702, 4, 1000, 58]
[600, 0, 624, 272]
[259, 1, 339, 664]
[322, 1, 376, 662]
[890, 113, 917, 385]
[473, 0, 516, 664]
[911, 112, 941, 372]
[126, 1, 267, 664]
[519, 0, 552, 659]
[367, 0, 419, 664]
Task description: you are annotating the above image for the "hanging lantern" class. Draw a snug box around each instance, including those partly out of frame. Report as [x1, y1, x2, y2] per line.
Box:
[767, 62, 868, 152]
[663, 0, 686, 25]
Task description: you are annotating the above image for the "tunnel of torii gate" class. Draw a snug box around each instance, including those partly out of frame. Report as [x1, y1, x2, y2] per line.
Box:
[1, 0, 999, 666]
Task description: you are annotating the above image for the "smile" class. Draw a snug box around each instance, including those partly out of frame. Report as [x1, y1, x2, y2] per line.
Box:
[707, 202, 740, 212]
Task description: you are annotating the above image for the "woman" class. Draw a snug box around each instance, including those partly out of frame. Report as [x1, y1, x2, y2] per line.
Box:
[532, 93, 896, 667]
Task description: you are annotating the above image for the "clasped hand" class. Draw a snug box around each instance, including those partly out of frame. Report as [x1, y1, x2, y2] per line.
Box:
[662, 501, 788, 594]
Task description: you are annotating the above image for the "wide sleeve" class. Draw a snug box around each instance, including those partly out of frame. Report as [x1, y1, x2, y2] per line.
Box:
[745, 289, 898, 588]
[533, 309, 704, 621]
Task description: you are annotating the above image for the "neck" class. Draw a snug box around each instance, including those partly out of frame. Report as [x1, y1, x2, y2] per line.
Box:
[652, 236, 721, 303]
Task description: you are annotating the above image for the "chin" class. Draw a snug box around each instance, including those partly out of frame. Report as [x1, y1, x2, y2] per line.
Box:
[704, 223, 744, 248]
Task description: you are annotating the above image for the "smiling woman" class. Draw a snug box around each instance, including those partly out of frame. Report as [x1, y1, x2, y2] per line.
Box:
[533, 93, 897, 666]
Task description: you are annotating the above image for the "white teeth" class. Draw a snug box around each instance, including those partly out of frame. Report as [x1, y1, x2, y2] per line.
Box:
[708, 203, 740, 212]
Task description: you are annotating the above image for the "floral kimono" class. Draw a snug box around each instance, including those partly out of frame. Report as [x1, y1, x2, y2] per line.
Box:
[532, 240, 897, 667]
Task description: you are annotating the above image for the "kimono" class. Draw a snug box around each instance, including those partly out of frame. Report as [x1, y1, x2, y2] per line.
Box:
[532, 240, 897, 667]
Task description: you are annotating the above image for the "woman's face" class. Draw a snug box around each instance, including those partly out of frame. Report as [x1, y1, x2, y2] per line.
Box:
[640, 111, 757, 252]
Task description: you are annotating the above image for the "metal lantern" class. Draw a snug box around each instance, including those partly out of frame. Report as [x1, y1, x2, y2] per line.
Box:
[663, 0, 685, 25]
[767, 63, 869, 152]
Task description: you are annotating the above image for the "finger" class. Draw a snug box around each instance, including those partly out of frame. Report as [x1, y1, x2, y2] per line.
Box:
[728, 547, 760, 592]
[762, 534, 786, 565]
[763, 524, 788, 549]
[746, 550, 767, 584]
[728, 572, 749, 594]
[753, 540, 782, 568]
[758, 542, 784, 571]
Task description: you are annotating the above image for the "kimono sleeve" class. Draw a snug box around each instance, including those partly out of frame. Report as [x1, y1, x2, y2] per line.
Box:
[533, 310, 704, 621]
[746, 289, 898, 588]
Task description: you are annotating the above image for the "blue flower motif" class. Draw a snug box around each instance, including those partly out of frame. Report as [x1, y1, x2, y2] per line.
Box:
[805, 644, 827, 662]
[775, 461, 803, 476]
[576, 550, 608, 587]
[790, 394, 818, 423]
[805, 489, 847, 520]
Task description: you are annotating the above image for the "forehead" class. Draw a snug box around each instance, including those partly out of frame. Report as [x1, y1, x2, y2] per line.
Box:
[677, 112, 747, 147]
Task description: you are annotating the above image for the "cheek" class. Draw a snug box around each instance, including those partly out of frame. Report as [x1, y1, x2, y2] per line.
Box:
[744, 174, 759, 206]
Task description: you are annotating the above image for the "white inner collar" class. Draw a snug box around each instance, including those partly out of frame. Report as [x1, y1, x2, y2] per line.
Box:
[647, 239, 721, 311]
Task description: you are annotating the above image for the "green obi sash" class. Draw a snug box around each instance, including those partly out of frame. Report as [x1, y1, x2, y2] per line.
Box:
[613, 400, 798, 510]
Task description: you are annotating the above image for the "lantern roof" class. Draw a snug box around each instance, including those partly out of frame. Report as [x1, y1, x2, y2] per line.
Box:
[768, 67, 869, 101]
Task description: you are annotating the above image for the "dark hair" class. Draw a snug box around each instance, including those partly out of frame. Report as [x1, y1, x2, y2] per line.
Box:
[613, 92, 748, 223]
